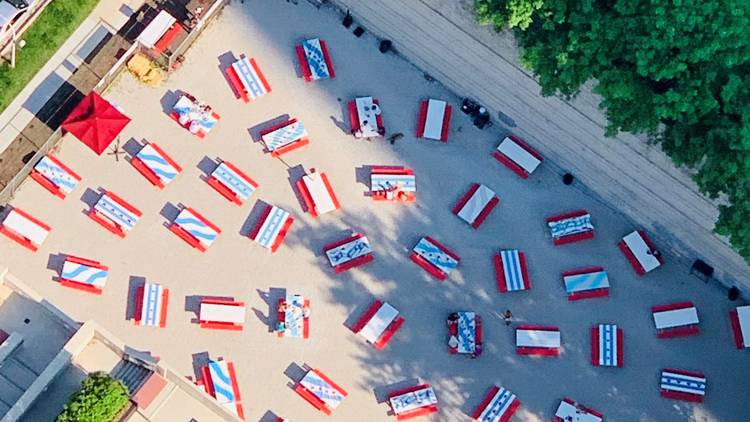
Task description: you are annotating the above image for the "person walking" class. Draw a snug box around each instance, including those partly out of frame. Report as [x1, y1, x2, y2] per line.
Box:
[502, 309, 513, 326]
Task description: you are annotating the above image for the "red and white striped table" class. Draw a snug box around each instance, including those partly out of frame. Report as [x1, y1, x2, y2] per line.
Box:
[652, 302, 699, 338]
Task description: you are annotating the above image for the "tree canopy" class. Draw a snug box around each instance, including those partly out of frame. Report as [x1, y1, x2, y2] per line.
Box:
[476, 0, 750, 261]
[57, 372, 129, 422]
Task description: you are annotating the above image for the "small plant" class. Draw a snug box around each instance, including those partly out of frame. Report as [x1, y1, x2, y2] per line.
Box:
[57, 372, 129, 422]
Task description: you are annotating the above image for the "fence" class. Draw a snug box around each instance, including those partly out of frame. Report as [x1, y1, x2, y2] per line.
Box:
[166, 0, 228, 70]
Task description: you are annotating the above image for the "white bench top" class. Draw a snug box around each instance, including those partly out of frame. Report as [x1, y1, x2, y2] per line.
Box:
[555, 401, 602, 422]
[653, 307, 699, 329]
[738, 306, 750, 347]
[497, 137, 541, 174]
[303, 174, 337, 215]
[423, 99, 446, 140]
[200, 303, 245, 324]
[457, 184, 495, 224]
[516, 329, 560, 348]
[2, 210, 49, 245]
[355, 97, 380, 137]
[138, 10, 176, 49]
[360, 302, 399, 344]
[623, 231, 661, 272]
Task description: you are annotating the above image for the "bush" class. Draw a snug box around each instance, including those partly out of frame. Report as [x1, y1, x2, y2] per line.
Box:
[57, 372, 129, 422]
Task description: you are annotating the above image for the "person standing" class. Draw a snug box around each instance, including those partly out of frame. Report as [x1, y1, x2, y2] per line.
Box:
[502, 309, 513, 326]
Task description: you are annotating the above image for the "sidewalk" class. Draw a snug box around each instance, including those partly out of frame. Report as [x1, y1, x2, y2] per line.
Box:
[0, 0, 141, 188]
[331, 0, 750, 292]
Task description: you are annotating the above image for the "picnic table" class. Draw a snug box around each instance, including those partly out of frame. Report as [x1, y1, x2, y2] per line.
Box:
[250, 205, 294, 253]
[296, 38, 335, 81]
[494, 249, 531, 293]
[730, 305, 750, 349]
[295, 368, 347, 414]
[591, 324, 622, 367]
[652, 302, 699, 338]
[493, 135, 543, 178]
[453, 183, 498, 229]
[137, 10, 180, 54]
[89, 190, 141, 238]
[562, 267, 609, 300]
[134, 282, 169, 328]
[388, 384, 438, 420]
[352, 300, 404, 349]
[553, 399, 603, 422]
[201, 358, 244, 418]
[323, 233, 374, 273]
[0, 208, 50, 252]
[448, 312, 482, 356]
[349, 97, 384, 138]
[547, 210, 594, 245]
[169, 207, 221, 252]
[199, 299, 245, 330]
[260, 119, 309, 157]
[416, 99, 452, 142]
[172, 94, 219, 138]
[410, 236, 460, 280]
[370, 166, 416, 202]
[277, 294, 309, 339]
[516, 325, 561, 356]
[31, 155, 81, 198]
[130, 142, 181, 189]
[297, 170, 340, 217]
[59, 255, 108, 294]
[226, 55, 271, 102]
[207, 161, 258, 205]
[619, 230, 663, 275]
[660, 368, 706, 402]
[471, 385, 520, 422]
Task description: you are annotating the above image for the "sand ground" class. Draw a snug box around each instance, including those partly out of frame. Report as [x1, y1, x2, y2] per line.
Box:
[1, 1, 749, 421]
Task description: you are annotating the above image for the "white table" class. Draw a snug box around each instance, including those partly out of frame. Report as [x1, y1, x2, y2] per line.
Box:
[355, 97, 380, 137]
[457, 185, 495, 224]
[516, 329, 560, 348]
[653, 307, 698, 329]
[390, 386, 437, 414]
[2, 210, 48, 246]
[554, 400, 602, 422]
[623, 231, 661, 272]
[423, 99, 447, 140]
[497, 137, 541, 174]
[200, 303, 245, 323]
[303, 174, 337, 214]
[360, 303, 399, 343]
[137, 10, 176, 49]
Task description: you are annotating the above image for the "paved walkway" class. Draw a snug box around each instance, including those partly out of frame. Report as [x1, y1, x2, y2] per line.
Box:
[330, 0, 750, 292]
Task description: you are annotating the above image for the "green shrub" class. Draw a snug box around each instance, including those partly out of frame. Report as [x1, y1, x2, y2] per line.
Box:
[0, 0, 101, 112]
[57, 372, 129, 422]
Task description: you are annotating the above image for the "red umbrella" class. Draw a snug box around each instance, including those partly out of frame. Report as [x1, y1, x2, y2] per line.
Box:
[62, 91, 131, 155]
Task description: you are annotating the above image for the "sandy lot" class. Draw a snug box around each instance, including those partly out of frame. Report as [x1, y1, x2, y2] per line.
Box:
[1, 1, 748, 421]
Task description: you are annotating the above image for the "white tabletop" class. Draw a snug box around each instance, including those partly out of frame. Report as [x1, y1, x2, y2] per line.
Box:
[137, 10, 176, 49]
[355, 97, 380, 137]
[653, 307, 699, 329]
[555, 401, 602, 422]
[738, 306, 750, 347]
[423, 99, 446, 140]
[516, 329, 560, 348]
[390, 386, 437, 414]
[497, 137, 541, 174]
[457, 184, 495, 224]
[303, 174, 337, 215]
[3, 210, 48, 245]
[623, 231, 661, 272]
[200, 303, 245, 324]
[360, 302, 399, 343]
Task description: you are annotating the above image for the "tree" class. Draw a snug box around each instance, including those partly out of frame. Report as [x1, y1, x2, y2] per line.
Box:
[57, 372, 129, 422]
[475, 0, 750, 261]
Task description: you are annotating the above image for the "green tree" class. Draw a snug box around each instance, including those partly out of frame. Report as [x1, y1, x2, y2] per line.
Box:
[57, 372, 129, 422]
[475, 0, 750, 261]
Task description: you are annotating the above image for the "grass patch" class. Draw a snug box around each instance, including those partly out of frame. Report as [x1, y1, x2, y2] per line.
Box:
[0, 0, 101, 112]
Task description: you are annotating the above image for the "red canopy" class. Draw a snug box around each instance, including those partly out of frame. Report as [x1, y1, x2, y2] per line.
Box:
[62, 91, 131, 155]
